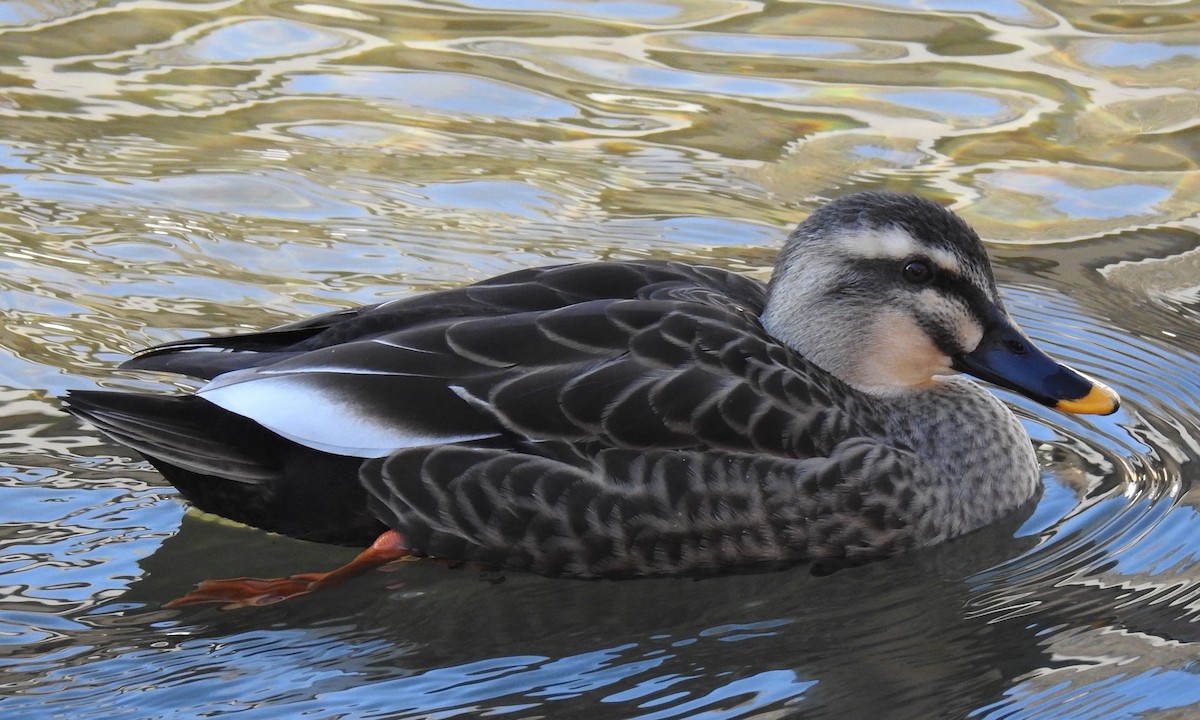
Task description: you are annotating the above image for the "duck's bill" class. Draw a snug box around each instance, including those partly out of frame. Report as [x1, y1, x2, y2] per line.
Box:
[951, 316, 1120, 416]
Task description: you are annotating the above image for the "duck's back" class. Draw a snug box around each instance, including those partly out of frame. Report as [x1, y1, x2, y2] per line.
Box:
[122, 262, 770, 379]
[144, 260, 865, 462]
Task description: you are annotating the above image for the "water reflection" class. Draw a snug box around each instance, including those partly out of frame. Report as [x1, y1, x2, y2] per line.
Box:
[1, 509, 1038, 718]
[1, 0, 1199, 717]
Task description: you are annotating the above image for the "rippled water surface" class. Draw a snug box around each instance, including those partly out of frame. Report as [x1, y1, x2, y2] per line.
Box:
[2, 1, 1200, 718]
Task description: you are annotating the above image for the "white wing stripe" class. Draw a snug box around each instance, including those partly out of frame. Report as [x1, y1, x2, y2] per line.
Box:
[200, 377, 496, 458]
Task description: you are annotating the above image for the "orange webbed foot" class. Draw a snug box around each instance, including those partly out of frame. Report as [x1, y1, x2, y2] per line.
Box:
[165, 574, 325, 609]
[167, 530, 412, 610]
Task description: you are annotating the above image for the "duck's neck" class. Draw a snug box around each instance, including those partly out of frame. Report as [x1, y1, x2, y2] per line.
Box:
[867, 376, 1041, 542]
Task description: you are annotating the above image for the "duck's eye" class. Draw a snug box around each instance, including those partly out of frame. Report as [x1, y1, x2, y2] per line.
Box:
[902, 259, 933, 285]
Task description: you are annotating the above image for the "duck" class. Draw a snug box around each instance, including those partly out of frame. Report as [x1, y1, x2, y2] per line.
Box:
[63, 191, 1119, 608]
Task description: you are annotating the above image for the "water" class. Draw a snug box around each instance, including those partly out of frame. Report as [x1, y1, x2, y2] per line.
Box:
[1, 0, 1199, 717]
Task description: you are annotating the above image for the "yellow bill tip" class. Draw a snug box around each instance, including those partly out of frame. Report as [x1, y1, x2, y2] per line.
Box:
[1054, 380, 1120, 416]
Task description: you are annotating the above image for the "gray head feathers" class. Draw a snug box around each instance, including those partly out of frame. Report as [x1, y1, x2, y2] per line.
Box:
[761, 192, 1004, 392]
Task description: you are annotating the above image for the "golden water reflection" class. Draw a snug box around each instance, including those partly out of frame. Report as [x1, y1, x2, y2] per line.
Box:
[2, 1, 1200, 718]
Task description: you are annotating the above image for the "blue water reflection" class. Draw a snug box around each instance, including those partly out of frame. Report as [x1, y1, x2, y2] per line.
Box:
[285, 71, 580, 121]
[851, 0, 1037, 24]
[881, 90, 1006, 121]
[1052, 185, 1171, 220]
[1, 620, 819, 718]
[1082, 41, 1200, 69]
[980, 666, 1200, 719]
[177, 19, 355, 65]
[0, 172, 372, 219]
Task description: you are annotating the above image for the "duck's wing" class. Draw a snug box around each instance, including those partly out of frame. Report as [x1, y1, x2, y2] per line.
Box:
[121, 261, 767, 379]
[360, 441, 928, 577]
[189, 292, 872, 460]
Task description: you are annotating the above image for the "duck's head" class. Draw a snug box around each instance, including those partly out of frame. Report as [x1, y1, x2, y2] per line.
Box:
[762, 192, 1119, 415]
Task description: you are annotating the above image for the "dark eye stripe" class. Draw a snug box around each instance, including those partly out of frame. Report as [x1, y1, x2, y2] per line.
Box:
[850, 258, 959, 290]
[844, 257, 997, 330]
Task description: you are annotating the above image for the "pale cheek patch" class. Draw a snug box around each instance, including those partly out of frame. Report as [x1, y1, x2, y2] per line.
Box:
[856, 311, 951, 387]
[956, 314, 984, 353]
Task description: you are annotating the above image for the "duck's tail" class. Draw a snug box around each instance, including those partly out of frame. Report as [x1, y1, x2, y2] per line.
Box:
[62, 390, 384, 546]
[63, 390, 276, 483]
